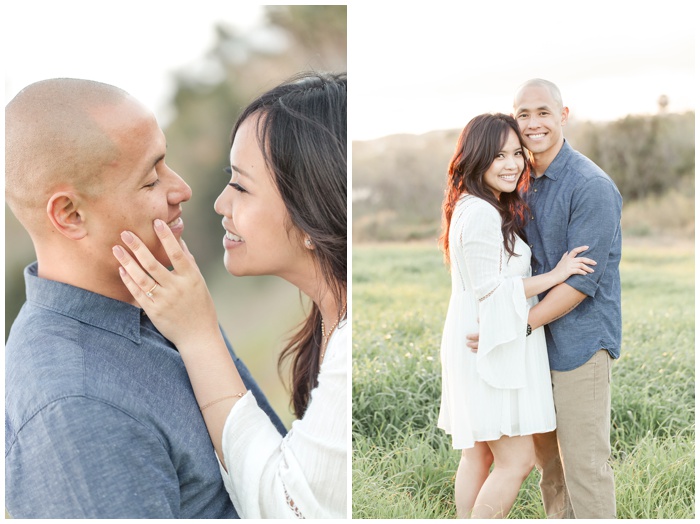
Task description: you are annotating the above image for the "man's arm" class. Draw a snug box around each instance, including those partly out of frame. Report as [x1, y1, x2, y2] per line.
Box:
[466, 283, 585, 351]
[6, 397, 180, 518]
[527, 282, 586, 330]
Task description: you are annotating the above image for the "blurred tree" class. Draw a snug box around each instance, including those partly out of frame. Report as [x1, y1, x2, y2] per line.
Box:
[164, 5, 347, 276]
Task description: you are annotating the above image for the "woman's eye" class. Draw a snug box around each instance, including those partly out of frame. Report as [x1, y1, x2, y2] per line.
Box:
[144, 179, 160, 188]
[228, 182, 247, 194]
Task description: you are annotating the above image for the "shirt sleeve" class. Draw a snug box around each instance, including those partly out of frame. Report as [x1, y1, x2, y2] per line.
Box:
[564, 176, 623, 297]
[5, 397, 180, 518]
[218, 325, 347, 519]
[458, 202, 529, 389]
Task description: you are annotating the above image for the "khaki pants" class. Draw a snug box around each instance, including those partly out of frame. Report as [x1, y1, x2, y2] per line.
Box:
[533, 350, 616, 518]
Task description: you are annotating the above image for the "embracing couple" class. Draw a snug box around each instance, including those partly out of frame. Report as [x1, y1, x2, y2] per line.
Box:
[437, 79, 622, 518]
[5, 73, 347, 518]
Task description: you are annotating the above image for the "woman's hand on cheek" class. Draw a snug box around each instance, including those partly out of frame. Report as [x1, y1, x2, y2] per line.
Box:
[112, 219, 221, 349]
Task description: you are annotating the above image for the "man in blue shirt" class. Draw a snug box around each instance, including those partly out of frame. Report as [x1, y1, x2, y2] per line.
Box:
[5, 78, 286, 518]
[514, 79, 622, 518]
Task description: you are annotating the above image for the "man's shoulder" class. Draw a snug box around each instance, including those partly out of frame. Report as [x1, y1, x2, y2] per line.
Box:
[565, 147, 617, 188]
[6, 308, 91, 430]
[6, 302, 145, 432]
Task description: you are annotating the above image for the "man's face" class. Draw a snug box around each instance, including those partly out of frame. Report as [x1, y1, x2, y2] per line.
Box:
[513, 85, 568, 156]
[84, 98, 192, 268]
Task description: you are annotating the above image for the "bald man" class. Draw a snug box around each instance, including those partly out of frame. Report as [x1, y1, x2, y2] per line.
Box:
[4, 79, 285, 518]
[513, 79, 621, 518]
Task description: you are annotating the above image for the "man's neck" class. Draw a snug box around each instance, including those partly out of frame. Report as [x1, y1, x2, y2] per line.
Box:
[531, 139, 565, 178]
[36, 249, 138, 305]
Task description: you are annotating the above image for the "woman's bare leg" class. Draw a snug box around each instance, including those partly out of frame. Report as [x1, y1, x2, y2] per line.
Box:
[470, 435, 535, 518]
[455, 442, 493, 518]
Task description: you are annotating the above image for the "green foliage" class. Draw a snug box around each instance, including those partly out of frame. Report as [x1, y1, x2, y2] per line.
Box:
[352, 242, 695, 518]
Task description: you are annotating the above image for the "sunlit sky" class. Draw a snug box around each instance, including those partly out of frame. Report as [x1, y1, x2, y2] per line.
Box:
[3, 1, 267, 125]
[348, 1, 696, 140]
[2, 1, 696, 142]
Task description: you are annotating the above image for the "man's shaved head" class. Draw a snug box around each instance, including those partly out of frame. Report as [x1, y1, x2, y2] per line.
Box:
[513, 78, 564, 112]
[5, 78, 130, 232]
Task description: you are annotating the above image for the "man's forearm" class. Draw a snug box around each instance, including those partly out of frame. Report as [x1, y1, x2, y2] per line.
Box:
[528, 282, 586, 330]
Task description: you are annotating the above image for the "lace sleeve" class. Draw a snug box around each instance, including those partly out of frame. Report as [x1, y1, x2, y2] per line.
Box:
[457, 198, 529, 390]
[457, 200, 505, 301]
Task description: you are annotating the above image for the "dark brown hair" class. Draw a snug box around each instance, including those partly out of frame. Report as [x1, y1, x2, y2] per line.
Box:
[439, 113, 530, 264]
[230, 71, 347, 418]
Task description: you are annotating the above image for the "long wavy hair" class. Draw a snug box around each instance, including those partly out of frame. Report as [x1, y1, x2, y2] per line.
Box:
[439, 113, 530, 264]
[230, 71, 347, 418]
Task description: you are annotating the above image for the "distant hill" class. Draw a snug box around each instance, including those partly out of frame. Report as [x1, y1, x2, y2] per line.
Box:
[352, 112, 695, 242]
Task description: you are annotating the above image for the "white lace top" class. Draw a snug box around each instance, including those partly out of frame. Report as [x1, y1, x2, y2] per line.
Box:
[218, 321, 348, 518]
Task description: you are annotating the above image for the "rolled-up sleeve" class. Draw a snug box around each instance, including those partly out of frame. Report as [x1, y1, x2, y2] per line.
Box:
[564, 176, 623, 297]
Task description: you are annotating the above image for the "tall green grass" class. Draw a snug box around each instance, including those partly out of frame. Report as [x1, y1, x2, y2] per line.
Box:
[352, 241, 694, 518]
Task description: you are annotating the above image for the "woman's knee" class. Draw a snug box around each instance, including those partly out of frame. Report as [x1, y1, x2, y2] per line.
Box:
[512, 452, 536, 479]
[462, 444, 494, 469]
[491, 439, 535, 478]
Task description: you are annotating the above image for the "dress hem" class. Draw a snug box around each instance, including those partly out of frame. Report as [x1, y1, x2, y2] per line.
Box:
[438, 423, 557, 451]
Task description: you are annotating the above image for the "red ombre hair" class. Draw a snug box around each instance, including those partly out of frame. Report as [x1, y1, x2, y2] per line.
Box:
[439, 113, 530, 264]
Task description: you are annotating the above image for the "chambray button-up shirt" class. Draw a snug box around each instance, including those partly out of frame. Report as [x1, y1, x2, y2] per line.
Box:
[524, 140, 622, 371]
[5, 262, 286, 518]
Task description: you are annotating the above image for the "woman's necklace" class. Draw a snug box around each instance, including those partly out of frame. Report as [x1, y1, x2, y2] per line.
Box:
[320, 302, 347, 363]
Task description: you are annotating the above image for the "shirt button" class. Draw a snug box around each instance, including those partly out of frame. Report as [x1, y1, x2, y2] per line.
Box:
[534, 189, 537, 192]
[531, 216, 535, 220]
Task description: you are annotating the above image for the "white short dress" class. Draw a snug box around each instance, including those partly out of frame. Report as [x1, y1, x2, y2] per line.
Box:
[437, 194, 556, 450]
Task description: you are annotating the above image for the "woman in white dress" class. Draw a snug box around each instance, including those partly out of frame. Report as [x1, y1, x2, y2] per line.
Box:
[437, 113, 595, 518]
[113, 72, 347, 518]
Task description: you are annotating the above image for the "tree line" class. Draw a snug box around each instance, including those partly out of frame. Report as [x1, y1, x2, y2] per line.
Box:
[352, 111, 695, 242]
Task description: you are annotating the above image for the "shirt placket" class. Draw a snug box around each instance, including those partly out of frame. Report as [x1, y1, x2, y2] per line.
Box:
[528, 177, 544, 274]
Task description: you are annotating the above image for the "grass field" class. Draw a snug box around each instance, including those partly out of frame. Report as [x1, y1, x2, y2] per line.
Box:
[352, 241, 695, 519]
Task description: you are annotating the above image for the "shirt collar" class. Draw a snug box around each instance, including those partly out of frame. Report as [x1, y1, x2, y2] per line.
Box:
[24, 262, 143, 343]
[531, 139, 573, 181]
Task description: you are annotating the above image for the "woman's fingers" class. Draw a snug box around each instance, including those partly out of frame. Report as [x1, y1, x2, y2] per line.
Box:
[118, 230, 171, 283]
[112, 244, 158, 302]
[153, 219, 192, 273]
[568, 245, 589, 257]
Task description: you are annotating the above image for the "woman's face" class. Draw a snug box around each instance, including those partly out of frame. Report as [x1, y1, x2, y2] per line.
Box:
[482, 128, 525, 199]
[214, 116, 311, 280]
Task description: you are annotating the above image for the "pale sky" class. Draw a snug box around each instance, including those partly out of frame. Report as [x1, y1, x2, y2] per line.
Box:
[348, 1, 696, 140]
[2, 1, 696, 142]
[3, 1, 267, 125]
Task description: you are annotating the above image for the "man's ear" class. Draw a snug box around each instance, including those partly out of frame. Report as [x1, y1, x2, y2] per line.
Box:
[46, 192, 88, 240]
[561, 106, 570, 127]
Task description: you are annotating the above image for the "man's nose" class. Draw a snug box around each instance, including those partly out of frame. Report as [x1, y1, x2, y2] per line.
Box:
[169, 171, 192, 204]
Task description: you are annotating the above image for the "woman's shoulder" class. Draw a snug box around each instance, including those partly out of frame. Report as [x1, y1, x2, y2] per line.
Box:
[455, 194, 500, 224]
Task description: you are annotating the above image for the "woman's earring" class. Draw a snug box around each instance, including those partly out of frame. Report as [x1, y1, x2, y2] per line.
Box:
[305, 238, 313, 249]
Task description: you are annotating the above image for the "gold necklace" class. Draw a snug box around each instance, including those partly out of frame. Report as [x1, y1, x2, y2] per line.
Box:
[320, 302, 347, 363]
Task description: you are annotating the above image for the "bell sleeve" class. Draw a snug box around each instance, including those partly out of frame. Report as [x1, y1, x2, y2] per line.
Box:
[459, 201, 529, 389]
[217, 325, 347, 519]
